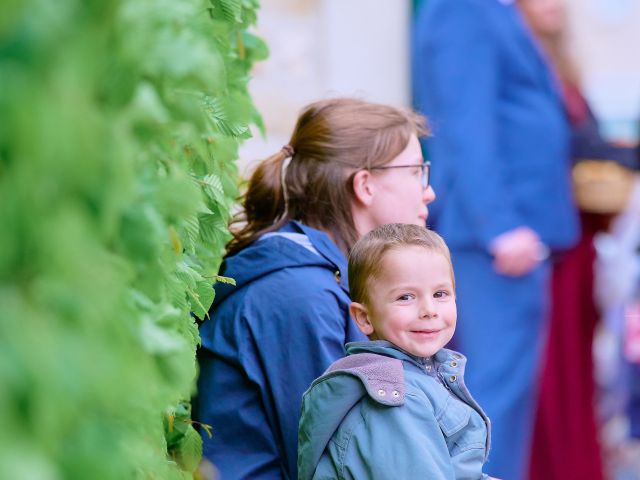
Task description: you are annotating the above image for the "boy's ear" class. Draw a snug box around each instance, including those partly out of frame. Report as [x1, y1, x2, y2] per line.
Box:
[349, 302, 374, 336]
[351, 170, 375, 207]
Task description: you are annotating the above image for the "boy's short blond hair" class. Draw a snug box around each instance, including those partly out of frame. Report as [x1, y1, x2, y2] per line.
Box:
[348, 223, 454, 305]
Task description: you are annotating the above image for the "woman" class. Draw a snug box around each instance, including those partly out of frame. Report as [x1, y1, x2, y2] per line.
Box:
[518, 1, 637, 479]
[196, 98, 435, 480]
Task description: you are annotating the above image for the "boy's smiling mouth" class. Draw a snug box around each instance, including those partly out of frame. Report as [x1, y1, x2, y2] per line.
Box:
[410, 329, 440, 337]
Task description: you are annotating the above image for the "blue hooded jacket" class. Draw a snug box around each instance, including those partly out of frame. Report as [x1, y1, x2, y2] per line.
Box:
[298, 341, 491, 480]
[196, 221, 366, 480]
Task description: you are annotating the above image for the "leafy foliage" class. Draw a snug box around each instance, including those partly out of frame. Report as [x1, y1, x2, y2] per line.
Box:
[0, 0, 265, 477]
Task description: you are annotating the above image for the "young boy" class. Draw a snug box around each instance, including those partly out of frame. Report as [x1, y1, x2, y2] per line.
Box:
[298, 223, 492, 479]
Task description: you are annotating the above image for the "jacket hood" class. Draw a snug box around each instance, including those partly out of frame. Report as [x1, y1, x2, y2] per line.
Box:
[297, 341, 479, 479]
[212, 221, 349, 306]
[298, 345, 405, 480]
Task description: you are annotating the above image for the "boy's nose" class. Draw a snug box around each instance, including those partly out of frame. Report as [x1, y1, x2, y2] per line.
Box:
[419, 298, 438, 319]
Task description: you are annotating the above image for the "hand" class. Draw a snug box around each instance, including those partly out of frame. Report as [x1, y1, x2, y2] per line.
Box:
[610, 139, 638, 148]
[488, 227, 547, 277]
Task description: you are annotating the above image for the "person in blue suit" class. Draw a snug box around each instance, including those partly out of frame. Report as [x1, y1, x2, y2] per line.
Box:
[196, 98, 436, 479]
[412, 1, 579, 478]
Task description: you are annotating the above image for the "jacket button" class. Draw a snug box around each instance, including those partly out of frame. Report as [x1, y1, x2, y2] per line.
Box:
[377, 389, 386, 396]
[334, 270, 341, 283]
[449, 375, 457, 383]
[450, 361, 458, 368]
[392, 390, 400, 398]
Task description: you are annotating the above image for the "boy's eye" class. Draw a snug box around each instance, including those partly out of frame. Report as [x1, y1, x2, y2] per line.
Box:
[434, 290, 450, 299]
[397, 293, 415, 301]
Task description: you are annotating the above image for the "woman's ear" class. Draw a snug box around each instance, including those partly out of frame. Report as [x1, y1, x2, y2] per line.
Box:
[352, 170, 375, 207]
[349, 301, 374, 336]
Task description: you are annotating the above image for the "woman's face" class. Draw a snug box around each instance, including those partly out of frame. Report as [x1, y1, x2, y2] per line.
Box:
[519, 0, 566, 37]
[366, 134, 436, 228]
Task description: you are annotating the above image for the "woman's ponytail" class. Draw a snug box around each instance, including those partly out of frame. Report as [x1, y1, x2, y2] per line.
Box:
[226, 147, 293, 256]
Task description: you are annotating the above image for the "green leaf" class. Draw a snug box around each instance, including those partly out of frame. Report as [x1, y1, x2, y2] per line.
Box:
[214, 275, 236, 286]
[242, 31, 269, 62]
[179, 215, 200, 254]
[188, 280, 215, 320]
[140, 316, 186, 354]
[173, 425, 202, 473]
[175, 261, 202, 290]
[210, 0, 243, 23]
[166, 273, 189, 312]
[202, 95, 252, 139]
[184, 315, 201, 347]
[201, 173, 225, 202]
[198, 213, 219, 244]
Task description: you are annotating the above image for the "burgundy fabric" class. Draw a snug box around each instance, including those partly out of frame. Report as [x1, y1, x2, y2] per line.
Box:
[561, 81, 589, 126]
[528, 213, 609, 480]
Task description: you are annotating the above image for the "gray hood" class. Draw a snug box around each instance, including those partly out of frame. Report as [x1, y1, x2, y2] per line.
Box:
[297, 352, 405, 480]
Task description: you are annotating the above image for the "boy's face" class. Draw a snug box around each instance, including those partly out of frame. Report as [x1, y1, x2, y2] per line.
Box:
[350, 246, 456, 358]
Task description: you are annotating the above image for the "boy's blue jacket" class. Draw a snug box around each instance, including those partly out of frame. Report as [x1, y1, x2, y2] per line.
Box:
[196, 221, 366, 480]
[298, 341, 491, 480]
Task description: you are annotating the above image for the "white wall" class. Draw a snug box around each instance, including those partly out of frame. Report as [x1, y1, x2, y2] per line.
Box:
[319, 0, 410, 107]
[239, 0, 411, 176]
[567, 0, 640, 141]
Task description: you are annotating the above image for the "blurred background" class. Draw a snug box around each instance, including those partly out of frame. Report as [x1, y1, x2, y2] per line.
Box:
[239, 0, 640, 172]
[240, 1, 640, 479]
[238, 0, 410, 174]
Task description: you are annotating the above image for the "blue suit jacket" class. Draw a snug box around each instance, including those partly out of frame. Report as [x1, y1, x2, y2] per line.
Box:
[412, 0, 579, 251]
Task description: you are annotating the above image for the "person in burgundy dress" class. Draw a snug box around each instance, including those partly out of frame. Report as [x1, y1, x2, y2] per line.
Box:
[518, 1, 638, 479]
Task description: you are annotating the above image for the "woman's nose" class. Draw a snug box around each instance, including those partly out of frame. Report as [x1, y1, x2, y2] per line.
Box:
[423, 185, 436, 204]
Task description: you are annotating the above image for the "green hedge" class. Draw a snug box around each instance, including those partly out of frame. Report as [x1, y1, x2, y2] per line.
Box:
[0, 0, 266, 477]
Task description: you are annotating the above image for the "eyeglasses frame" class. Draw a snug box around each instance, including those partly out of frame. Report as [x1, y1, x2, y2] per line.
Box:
[368, 160, 431, 189]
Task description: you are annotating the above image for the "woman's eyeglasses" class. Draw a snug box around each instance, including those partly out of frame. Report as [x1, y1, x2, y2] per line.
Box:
[369, 161, 431, 189]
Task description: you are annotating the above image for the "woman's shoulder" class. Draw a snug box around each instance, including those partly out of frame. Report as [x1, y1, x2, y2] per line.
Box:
[217, 234, 347, 300]
[229, 232, 342, 278]
[242, 262, 347, 308]
[207, 248, 350, 339]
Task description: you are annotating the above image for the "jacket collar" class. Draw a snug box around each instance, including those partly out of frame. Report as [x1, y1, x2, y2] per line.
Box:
[346, 340, 465, 371]
[213, 221, 348, 306]
[290, 221, 349, 293]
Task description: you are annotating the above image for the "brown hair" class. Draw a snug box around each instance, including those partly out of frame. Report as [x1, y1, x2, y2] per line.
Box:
[226, 98, 429, 256]
[348, 223, 454, 305]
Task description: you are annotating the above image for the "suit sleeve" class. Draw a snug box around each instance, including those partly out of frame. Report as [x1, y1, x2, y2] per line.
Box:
[413, 0, 522, 246]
